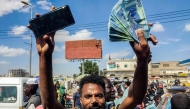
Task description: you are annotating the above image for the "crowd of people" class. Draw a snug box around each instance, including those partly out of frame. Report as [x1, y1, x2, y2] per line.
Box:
[22, 6, 190, 109]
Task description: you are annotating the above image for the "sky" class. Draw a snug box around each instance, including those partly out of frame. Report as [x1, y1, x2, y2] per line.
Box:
[0, 0, 189, 76]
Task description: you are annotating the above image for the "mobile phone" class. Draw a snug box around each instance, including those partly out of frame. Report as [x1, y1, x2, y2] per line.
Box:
[29, 5, 75, 37]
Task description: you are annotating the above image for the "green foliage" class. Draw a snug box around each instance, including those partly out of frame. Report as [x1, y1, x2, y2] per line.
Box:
[79, 60, 99, 75]
[99, 70, 104, 76]
[73, 74, 77, 79]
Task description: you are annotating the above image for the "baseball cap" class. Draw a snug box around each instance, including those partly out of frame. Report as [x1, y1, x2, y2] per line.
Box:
[76, 86, 80, 89]
[26, 78, 39, 84]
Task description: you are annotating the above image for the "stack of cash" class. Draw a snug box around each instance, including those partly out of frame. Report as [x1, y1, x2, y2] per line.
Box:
[108, 0, 151, 42]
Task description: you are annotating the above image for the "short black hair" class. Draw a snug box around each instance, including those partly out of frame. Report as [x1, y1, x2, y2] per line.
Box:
[100, 76, 108, 84]
[154, 94, 161, 101]
[125, 81, 131, 86]
[30, 84, 39, 94]
[171, 93, 190, 109]
[113, 81, 119, 86]
[79, 75, 105, 95]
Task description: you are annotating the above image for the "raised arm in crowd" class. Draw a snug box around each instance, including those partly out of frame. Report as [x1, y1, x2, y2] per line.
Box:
[30, 6, 158, 109]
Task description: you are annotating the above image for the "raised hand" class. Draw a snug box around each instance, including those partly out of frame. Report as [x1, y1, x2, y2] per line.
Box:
[28, 6, 56, 56]
[130, 25, 158, 61]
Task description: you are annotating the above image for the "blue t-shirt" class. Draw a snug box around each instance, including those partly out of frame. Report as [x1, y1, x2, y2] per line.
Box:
[146, 104, 156, 109]
[114, 88, 129, 105]
[73, 91, 81, 108]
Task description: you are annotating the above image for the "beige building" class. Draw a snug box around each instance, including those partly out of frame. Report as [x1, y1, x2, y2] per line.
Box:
[8, 69, 29, 77]
[151, 61, 189, 76]
[105, 56, 151, 80]
[105, 58, 189, 80]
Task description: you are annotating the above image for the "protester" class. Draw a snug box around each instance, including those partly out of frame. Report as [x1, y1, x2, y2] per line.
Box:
[117, 88, 124, 98]
[122, 81, 131, 98]
[54, 85, 58, 100]
[100, 76, 116, 103]
[100, 76, 130, 106]
[23, 78, 41, 109]
[78, 29, 157, 109]
[72, 86, 81, 109]
[151, 86, 156, 96]
[31, 4, 157, 108]
[56, 83, 61, 102]
[156, 80, 159, 88]
[156, 84, 164, 96]
[59, 85, 66, 107]
[171, 93, 190, 109]
[143, 90, 151, 107]
[55, 81, 60, 90]
[113, 81, 119, 98]
[150, 81, 156, 90]
[146, 95, 161, 109]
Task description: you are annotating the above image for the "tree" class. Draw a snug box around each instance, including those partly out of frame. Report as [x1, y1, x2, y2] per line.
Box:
[99, 70, 104, 76]
[73, 74, 77, 79]
[79, 60, 99, 75]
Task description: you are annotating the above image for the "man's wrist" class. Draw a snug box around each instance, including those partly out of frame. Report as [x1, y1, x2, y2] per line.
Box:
[137, 57, 148, 64]
[39, 53, 52, 59]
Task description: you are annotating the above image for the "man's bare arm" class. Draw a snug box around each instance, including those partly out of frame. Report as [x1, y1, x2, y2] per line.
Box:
[119, 29, 157, 109]
[30, 6, 65, 109]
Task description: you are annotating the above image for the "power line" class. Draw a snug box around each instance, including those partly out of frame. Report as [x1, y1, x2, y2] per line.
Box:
[0, 17, 189, 39]
[0, 9, 190, 34]
[148, 14, 190, 21]
[1, 8, 190, 32]
[0, 14, 189, 34]
[146, 8, 190, 17]
[0, 9, 189, 38]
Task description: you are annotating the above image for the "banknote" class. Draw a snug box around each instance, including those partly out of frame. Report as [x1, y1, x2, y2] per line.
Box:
[108, 0, 151, 42]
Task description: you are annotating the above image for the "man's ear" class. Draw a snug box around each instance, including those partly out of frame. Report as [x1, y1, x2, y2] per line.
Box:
[29, 85, 32, 91]
[80, 98, 83, 107]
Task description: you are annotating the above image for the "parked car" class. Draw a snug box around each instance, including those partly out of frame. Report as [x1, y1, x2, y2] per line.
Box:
[181, 81, 190, 87]
[0, 77, 30, 109]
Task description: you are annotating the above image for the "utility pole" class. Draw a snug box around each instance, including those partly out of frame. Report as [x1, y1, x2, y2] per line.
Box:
[21, 1, 33, 76]
[82, 59, 84, 75]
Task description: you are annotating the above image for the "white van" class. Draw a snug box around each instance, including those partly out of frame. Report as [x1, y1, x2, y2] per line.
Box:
[0, 77, 30, 109]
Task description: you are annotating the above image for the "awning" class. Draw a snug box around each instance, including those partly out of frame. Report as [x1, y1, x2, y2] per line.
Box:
[110, 74, 115, 76]
[150, 73, 159, 76]
[121, 74, 134, 77]
[179, 58, 190, 66]
[154, 76, 161, 79]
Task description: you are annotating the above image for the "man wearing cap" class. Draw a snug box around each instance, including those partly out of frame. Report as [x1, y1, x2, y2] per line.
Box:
[23, 78, 41, 109]
[72, 86, 81, 109]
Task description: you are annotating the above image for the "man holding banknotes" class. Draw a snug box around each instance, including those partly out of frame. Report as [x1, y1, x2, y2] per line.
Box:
[28, 5, 158, 109]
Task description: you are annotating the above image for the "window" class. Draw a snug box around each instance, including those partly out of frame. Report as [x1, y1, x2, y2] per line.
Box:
[109, 64, 116, 69]
[163, 64, 169, 67]
[152, 65, 159, 68]
[124, 64, 127, 68]
[0, 86, 17, 103]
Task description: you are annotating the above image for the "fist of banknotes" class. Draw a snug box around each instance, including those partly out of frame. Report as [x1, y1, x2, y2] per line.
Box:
[108, 0, 151, 42]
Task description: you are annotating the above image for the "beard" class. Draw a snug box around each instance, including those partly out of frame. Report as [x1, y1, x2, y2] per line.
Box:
[81, 104, 105, 109]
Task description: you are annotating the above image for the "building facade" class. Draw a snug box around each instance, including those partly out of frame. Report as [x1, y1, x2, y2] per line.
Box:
[105, 57, 151, 80]
[105, 58, 189, 80]
[8, 69, 29, 77]
[151, 61, 189, 76]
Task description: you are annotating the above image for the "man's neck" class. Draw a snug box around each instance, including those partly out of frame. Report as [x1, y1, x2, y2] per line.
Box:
[28, 93, 35, 99]
[154, 102, 158, 107]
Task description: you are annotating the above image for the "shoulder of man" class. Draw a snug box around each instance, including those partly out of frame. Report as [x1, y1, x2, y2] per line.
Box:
[105, 101, 120, 109]
[29, 95, 41, 107]
[73, 92, 77, 96]
[111, 104, 120, 109]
